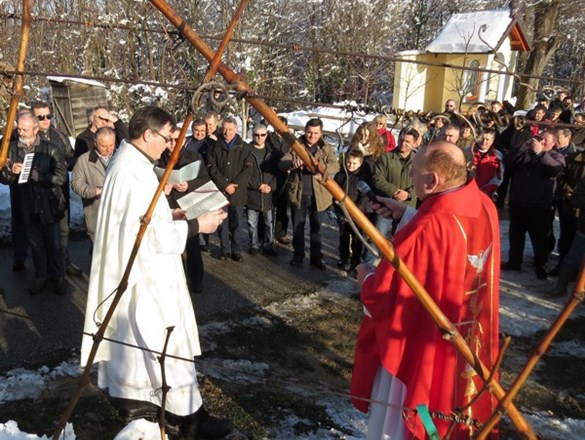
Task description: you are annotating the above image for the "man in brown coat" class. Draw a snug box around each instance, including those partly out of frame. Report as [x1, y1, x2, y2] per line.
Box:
[279, 118, 339, 268]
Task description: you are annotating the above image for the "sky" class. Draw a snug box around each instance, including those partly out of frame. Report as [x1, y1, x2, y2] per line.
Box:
[1, 107, 585, 438]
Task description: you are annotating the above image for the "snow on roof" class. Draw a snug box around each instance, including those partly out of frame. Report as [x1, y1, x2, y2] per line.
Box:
[47, 75, 107, 88]
[425, 10, 515, 54]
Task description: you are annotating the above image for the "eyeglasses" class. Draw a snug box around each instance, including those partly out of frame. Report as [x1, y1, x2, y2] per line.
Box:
[153, 130, 172, 143]
[253, 133, 267, 137]
[37, 114, 53, 121]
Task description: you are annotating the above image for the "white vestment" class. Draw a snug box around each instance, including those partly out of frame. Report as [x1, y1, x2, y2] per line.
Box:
[81, 140, 202, 416]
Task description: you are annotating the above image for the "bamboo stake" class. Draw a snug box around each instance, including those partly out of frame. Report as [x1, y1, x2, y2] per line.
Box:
[147, 1, 535, 437]
[52, 114, 194, 440]
[202, 0, 250, 83]
[474, 262, 585, 439]
[0, 0, 31, 169]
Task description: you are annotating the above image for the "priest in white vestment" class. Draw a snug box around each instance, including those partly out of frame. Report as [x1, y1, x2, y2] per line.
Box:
[80, 106, 230, 438]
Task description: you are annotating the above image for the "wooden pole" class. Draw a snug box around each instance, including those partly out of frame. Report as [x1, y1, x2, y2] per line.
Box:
[52, 115, 193, 440]
[474, 261, 585, 439]
[202, 0, 250, 83]
[0, 0, 32, 169]
[147, 1, 535, 437]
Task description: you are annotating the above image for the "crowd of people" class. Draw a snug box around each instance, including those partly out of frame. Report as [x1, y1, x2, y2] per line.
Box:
[3, 89, 585, 438]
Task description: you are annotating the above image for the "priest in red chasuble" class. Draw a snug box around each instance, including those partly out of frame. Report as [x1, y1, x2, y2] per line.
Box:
[351, 141, 500, 439]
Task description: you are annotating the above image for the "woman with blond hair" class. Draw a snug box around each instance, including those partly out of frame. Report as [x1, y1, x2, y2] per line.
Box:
[373, 114, 396, 152]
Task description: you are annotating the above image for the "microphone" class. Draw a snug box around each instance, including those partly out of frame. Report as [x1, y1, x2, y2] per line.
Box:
[357, 180, 378, 204]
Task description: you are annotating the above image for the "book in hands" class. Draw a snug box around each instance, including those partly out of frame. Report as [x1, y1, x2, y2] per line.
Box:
[154, 160, 202, 185]
[177, 180, 229, 220]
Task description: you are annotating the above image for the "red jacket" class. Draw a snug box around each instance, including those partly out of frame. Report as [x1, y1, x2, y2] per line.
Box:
[351, 179, 500, 439]
[469, 145, 504, 197]
[377, 127, 396, 152]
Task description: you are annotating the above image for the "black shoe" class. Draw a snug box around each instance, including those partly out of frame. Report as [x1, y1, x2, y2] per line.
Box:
[290, 256, 302, 266]
[535, 266, 548, 280]
[12, 260, 25, 272]
[276, 236, 291, 245]
[249, 248, 259, 256]
[180, 407, 232, 440]
[263, 247, 277, 257]
[501, 262, 521, 271]
[192, 283, 203, 294]
[548, 264, 561, 277]
[218, 252, 229, 261]
[29, 278, 47, 295]
[110, 397, 160, 423]
[200, 245, 210, 253]
[310, 259, 326, 270]
[66, 263, 83, 277]
[231, 253, 244, 262]
[53, 278, 68, 295]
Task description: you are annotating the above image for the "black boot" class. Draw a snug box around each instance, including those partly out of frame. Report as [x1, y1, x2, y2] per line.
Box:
[110, 397, 160, 422]
[180, 406, 233, 439]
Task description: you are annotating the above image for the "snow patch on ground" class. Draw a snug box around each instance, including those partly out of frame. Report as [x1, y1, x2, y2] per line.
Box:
[0, 360, 80, 404]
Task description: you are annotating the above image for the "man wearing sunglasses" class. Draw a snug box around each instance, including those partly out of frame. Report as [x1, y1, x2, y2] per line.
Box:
[74, 105, 128, 163]
[31, 101, 82, 277]
[246, 125, 279, 257]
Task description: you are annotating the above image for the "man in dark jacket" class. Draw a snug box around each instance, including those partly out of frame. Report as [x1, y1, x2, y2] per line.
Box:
[159, 127, 211, 293]
[207, 116, 252, 261]
[74, 106, 127, 162]
[0, 112, 68, 295]
[31, 101, 82, 277]
[246, 124, 278, 256]
[502, 130, 565, 279]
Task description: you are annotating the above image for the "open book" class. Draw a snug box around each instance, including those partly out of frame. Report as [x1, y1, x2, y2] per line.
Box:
[177, 180, 229, 220]
[154, 160, 201, 185]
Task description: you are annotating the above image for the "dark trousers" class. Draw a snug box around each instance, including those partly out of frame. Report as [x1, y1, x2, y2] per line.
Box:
[508, 206, 554, 269]
[557, 203, 578, 263]
[185, 233, 203, 288]
[338, 221, 362, 265]
[60, 209, 71, 265]
[27, 218, 64, 279]
[274, 189, 290, 239]
[11, 217, 28, 263]
[291, 195, 324, 261]
[219, 205, 244, 255]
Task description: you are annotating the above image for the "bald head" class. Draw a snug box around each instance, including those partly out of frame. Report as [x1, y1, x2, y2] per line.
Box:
[411, 141, 467, 200]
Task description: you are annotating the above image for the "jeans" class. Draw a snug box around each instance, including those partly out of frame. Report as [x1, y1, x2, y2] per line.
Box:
[247, 209, 274, 250]
[219, 205, 244, 255]
[291, 195, 324, 261]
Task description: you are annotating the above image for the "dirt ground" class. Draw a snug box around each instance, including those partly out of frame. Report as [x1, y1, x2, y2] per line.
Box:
[3, 290, 585, 439]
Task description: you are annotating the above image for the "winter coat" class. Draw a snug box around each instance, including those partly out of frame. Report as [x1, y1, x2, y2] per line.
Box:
[377, 128, 396, 152]
[158, 147, 211, 210]
[0, 137, 67, 225]
[71, 149, 109, 240]
[278, 135, 339, 212]
[466, 145, 504, 197]
[246, 144, 278, 211]
[334, 164, 372, 220]
[372, 150, 417, 207]
[507, 141, 565, 209]
[73, 119, 128, 161]
[207, 134, 253, 207]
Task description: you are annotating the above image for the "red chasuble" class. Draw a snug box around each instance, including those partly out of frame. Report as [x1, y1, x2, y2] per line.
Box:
[351, 179, 500, 439]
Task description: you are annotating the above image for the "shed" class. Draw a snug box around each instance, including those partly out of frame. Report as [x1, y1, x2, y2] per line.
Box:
[392, 10, 530, 113]
[48, 76, 109, 137]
